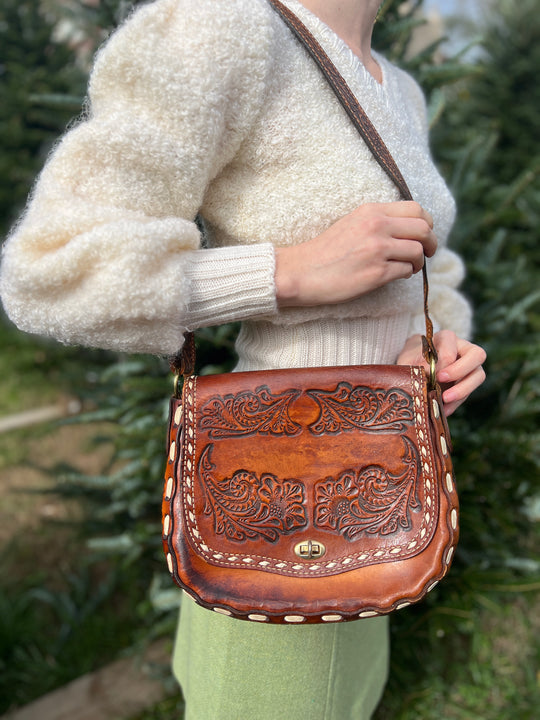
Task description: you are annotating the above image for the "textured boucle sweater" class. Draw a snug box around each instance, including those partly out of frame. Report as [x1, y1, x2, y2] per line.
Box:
[0, 0, 471, 367]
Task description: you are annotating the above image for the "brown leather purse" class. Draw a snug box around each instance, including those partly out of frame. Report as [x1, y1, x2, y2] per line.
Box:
[161, 0, 459, 624]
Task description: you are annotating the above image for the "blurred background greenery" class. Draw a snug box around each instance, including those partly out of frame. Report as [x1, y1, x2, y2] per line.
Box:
[0, 0, 538, 718]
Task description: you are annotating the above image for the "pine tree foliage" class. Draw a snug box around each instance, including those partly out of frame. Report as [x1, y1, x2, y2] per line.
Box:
[0, 0, 85, 237]
[469, 0, 540, 183]
[41, 0, 145, 62]
[0, 0, 147, 239]
[373, 0, 479, 109]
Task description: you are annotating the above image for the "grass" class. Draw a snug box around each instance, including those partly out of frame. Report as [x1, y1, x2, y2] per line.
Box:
[0, 553, 152, 712]
[0, 414, 156, 715]
[0, 313, 112, 416]
[128, 695, 185, 720]
[0, 321, 67, 414]
[0, 317, 160, 714]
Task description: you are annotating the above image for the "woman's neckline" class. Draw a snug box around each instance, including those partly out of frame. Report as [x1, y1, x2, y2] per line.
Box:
[279, 0, 387, 88]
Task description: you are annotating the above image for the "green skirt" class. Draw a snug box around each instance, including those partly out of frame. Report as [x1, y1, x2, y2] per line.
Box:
[172, 596, 389, 720]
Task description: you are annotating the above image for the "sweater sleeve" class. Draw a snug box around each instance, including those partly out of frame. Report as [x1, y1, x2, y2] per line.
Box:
[0, 0, 277, 355]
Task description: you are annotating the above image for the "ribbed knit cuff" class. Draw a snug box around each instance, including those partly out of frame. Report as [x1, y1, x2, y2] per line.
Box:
[182, 244, 278, 329]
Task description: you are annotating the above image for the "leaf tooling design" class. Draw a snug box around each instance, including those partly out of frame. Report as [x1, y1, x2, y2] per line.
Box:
[308, 384, 414, 435]
[314, 437, 421, 540]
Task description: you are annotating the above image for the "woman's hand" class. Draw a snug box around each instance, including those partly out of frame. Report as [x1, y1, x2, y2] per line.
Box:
[397, 330, 487, 416]
[275, 201, 437, 307]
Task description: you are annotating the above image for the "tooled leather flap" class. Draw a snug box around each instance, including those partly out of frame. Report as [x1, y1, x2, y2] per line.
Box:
[173, 365, 441, 578]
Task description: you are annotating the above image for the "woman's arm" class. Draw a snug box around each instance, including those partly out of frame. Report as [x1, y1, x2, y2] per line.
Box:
[0, 0, 277, 355]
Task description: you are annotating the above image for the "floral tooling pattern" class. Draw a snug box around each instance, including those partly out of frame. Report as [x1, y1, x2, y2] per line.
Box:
[314, 437, 421, 540]
[198, 445, 308, 543]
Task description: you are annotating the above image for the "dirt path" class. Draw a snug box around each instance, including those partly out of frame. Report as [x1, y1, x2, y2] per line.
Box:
[0, 410, 113, 556]
[1, 640, 171, 720]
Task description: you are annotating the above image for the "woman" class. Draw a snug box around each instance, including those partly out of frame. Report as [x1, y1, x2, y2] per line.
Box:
[0, 0, 486, 717]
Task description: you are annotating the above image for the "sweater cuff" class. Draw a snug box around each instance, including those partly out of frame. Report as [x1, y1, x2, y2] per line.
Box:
[183, 244, 278, 329]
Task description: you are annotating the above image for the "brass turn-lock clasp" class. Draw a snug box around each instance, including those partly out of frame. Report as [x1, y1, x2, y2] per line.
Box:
[294, 540, 326, 560]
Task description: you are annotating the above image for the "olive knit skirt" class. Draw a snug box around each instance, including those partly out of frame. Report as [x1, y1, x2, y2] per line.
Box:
[172, 596, 389, 720]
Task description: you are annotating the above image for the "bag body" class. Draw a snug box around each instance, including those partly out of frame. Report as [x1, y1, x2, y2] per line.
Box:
[162, 363, 458, 623]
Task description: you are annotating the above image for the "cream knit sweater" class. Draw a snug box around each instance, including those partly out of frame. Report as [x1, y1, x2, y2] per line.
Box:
[0, 0, 471, 369]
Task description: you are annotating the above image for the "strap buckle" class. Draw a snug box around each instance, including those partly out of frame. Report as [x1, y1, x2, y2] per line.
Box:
[422, 335, 438, 390]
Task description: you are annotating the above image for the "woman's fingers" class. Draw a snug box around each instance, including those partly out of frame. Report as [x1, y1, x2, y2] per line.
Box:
[434, 334, 487, 415]
[437, 347, 487, 384]
[275, 201, 439, 307]
[435, 333, 486, 380]
[397, 331, 487, 417]
[377, 200, 434, 229]
[359, 208, 437, 260]
[386, 235, 435, 273]
[442, 365, 486, 415]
